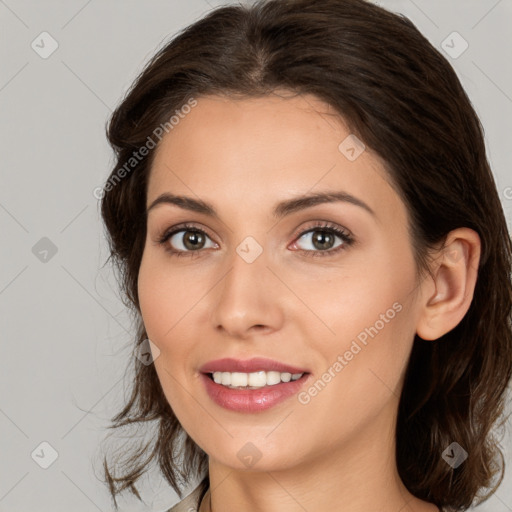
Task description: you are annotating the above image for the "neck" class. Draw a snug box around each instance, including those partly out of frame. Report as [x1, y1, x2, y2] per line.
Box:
[203, 406, 438, 512]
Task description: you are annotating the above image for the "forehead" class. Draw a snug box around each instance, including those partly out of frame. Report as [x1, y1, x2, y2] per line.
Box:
[146, 93, 400, 222]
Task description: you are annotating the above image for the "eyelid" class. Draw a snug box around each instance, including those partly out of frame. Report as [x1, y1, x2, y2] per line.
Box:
[289, 221, 353, 243]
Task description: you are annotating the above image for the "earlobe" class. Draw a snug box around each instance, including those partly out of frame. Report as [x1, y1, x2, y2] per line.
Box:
[416, 228, 481, 341]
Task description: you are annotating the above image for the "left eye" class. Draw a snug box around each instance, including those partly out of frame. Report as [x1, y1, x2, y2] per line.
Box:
[294, 228, 346, 252]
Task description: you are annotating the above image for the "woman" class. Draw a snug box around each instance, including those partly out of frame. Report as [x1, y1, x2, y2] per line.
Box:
[98, 0, 512, 511]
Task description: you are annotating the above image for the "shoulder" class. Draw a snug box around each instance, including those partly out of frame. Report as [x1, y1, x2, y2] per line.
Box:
[165, 484, 204, 512]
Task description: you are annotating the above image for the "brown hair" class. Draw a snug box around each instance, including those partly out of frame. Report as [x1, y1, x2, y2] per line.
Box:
[99, 0, 512, 510]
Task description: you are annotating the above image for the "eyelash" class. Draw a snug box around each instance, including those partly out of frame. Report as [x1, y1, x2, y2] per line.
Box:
[156, 221, 355, 259]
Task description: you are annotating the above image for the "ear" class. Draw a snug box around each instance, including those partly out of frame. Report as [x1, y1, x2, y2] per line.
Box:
[416, 228, 481, 341]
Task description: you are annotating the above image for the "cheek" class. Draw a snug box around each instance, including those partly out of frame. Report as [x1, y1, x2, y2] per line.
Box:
[138, 259, 194, 411]
[137, 254, 181, 344]
[137, 250, 193, 332]
[297, 255, 417, 403]
[289, 266, 409, 346]
[138, 259, 162, 336]
[295, 301, 415, 444]
[137, 253, 209, 395]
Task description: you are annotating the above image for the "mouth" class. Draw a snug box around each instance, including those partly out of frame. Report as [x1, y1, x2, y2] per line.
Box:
[203, 370, 309, 390]
[198, 357, 311, 411]
[200, 370, 311, 412]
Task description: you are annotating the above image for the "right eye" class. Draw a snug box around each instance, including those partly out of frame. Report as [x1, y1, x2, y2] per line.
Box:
[158, 224, 218, 257]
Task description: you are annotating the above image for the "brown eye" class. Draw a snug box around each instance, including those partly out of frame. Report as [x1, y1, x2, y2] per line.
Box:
[158, 224, 218, 257]
[176, 230, 206, 250]
[295, 228, 348, 252]
[168, 229, 215, 252]
[310, 230, 337, 250]
[289, 222, 355, 258]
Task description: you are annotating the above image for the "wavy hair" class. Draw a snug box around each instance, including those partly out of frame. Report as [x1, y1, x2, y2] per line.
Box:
[98, 0, 512, 510]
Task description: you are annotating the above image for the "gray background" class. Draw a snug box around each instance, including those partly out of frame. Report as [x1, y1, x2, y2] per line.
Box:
[1, 0, 511, 511]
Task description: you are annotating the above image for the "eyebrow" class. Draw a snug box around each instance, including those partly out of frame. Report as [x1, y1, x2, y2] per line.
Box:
[146, 191, 376, 219]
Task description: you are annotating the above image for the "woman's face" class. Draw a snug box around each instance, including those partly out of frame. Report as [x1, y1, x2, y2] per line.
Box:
[138, 92, 427, 472]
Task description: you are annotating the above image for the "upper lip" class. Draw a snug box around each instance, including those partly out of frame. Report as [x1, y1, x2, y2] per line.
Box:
[199, 357, 309, 374]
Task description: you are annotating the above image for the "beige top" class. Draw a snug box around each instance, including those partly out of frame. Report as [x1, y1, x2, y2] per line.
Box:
[166, 485, 208, 512]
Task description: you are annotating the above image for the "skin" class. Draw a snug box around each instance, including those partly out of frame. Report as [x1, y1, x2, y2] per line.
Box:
[137, 91, 481, 512]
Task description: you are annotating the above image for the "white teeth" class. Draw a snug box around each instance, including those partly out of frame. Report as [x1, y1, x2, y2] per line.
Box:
[212, 370, 304, 388]
[248, 371, 267, 387]
[265, 371, 281, 386]
[230, 372, 247, 387]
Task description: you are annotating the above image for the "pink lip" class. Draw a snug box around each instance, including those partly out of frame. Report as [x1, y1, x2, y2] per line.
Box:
[199, 357, 309, 374]
[200, 373, 311, 412]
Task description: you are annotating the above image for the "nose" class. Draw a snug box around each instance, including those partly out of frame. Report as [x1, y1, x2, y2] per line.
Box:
[209, 246, 285, 339]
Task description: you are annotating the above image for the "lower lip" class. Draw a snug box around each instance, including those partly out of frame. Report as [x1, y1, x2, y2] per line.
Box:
[200, 373, 310, 412]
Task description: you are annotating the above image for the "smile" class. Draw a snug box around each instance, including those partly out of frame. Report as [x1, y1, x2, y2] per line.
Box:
[201, 371, 310, 412]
